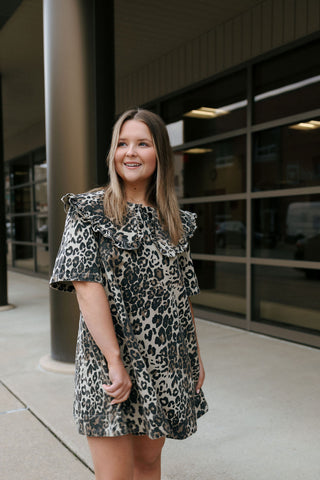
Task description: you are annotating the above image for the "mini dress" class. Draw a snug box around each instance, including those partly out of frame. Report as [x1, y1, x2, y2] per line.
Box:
[50, 190, 208, 439]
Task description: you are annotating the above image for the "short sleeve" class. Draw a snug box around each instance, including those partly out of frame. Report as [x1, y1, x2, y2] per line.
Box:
[50, 204, 104, 293]
[178, 245, 200, 297]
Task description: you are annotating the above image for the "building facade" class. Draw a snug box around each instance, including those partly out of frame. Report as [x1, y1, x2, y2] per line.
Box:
[1, 0, 320, 350]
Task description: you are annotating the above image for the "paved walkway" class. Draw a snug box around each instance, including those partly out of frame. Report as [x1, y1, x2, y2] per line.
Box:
[1, 271, 320, 480]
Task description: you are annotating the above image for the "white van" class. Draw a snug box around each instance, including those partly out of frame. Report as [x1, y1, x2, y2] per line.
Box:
[286, 202, 320, 242]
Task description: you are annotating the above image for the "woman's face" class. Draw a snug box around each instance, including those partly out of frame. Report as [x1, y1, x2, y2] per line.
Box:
[114, 120, 157, 189]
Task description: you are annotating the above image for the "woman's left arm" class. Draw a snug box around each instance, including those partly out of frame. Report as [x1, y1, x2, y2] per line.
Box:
[188, 299, 205, 393]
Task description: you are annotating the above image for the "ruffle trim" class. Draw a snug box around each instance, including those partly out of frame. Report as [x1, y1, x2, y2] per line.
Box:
[62, 191, 197, 257]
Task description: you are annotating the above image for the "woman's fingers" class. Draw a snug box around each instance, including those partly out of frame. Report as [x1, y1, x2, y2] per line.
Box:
[103, 362, 132, 403]
[102, 383, 131, 404]
[196, 356, 205, 394]
[103, 382, 131, 398]
[102, 362, 132, 404]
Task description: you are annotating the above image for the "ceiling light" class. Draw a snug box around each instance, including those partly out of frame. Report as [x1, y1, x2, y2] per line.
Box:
[289, 120, 320, 131]
[255, 75, 320, 102]
[184, 107, 228, 119]
[183, 148, 213, 154]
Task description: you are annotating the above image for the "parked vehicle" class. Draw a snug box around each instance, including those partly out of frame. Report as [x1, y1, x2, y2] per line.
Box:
[216, 221, 246, 248]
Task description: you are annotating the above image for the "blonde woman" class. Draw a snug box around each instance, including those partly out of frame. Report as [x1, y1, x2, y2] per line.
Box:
[50, 109, 208, 480]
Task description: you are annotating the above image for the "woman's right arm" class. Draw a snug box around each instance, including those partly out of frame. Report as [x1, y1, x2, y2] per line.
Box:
[73, 281, 132, 404]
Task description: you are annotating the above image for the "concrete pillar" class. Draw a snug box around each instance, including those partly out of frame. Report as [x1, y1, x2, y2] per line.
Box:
[95, 0, 115, 186]
[0, 77, 9, 307]
[43, 0, 115, 363]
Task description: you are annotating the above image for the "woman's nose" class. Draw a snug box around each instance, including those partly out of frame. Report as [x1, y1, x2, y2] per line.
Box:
[126, 144, 137, 156]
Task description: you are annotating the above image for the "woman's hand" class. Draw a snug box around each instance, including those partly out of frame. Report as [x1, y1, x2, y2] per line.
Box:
[196, 355, 205, 394]
[102, 361, 132, 405]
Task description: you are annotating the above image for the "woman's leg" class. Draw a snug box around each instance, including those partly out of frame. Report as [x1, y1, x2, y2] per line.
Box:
[87, 435, 134, 480]
[132, 435, 166, 480]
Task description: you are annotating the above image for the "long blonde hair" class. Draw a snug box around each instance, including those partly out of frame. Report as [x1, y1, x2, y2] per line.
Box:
[103, 108, 183, 245]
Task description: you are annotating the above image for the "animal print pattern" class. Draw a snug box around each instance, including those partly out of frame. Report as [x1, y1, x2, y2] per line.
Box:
[50, 191, 208, 439]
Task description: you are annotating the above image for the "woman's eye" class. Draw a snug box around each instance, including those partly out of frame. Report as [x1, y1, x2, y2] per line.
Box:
[118, 142, 126, 147]
[139, 142, 148, 147]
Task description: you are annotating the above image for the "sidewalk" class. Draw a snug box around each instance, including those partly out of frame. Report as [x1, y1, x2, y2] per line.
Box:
[1, 271, 320, 480]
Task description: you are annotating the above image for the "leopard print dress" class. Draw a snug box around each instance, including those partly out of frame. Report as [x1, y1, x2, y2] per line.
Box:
[50, 190, 208, 439]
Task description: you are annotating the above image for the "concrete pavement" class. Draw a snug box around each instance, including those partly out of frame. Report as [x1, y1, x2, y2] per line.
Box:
[1, 271, 320, 480]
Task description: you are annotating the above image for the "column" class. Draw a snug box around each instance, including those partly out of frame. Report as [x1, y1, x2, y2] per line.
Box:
[43, 0, 115, 363]
[0, 77, 9, 308]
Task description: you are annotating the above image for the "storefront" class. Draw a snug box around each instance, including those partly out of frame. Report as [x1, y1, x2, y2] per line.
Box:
[1, 0, 320, 354]
[144, 38, 320, 348]
[5, 147, 48, 276]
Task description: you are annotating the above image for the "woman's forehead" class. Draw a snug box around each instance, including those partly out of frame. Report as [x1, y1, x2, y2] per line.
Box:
[119, 119, 152, 139]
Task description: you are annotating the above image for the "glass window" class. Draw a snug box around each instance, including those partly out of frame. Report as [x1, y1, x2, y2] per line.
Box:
[6, 217, 13, 239]
[5, 170, 10, 189]
[13, 244, 34, 271]
[10, 187, 32, 213]
[185, 200, 246, 256]
[253, 265, 320, 334]
[35, 182, 48, 212]
[35, 215, 48, 245]
[10, 155, 30, 185]
[6, 241, 12, 267]
[253, 120, 320, 191]
[5, 191, 10, 215]
[12, 216, 33, 242]
[174, 135, 246, 198]
[192, 260, 246, 318]
[253, 39, 320, 124]
[252, 194, 320, 262]
[34, 163, 47, 182]
[36, 246, 49, 274]
[163, 69, 247, 143]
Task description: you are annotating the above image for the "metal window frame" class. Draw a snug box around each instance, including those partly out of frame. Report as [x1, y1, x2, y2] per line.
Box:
[144, 36, 320, 348]
[5, 147, 49, 277]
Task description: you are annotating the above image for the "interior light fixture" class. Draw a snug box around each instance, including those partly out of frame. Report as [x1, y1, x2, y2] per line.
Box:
[289, 120, 320, 131]
[255, 74, 320, 102]
[184, 107, 228, 119]
[183, 148, 213, 154]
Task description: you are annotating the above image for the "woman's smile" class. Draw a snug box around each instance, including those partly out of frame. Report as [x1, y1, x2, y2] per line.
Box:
[115, 120, 157, 188]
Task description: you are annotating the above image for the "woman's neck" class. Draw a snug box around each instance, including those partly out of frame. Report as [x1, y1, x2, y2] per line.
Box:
[125, 186, 149, 206]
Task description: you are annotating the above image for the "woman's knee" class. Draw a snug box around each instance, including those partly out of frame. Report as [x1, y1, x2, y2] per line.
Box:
[133, 436, 165, 469]
[87, 435, 134, 480]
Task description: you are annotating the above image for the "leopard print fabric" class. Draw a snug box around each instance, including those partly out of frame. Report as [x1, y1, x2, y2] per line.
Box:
[50, 190, 208, 439]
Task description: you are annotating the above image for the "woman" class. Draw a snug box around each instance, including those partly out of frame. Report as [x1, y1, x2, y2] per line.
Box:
[50, 109, 208, 479]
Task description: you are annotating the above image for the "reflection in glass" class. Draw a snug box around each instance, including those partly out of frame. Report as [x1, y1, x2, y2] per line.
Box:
[35, 216, 48, 245]
[253, 121, 320, 191]
[34, 163, 47, 182]
[11, 187, 32, 213]
[13, 216, 33, 242]
[192, 260, 246, 318]
[35, 182, 48, 212]
[175, 135, 246, 198]
[6, 241, 12, 267]
[253, 39, 320, 123]
[14, 244, 34, 271]
[254, 76, 320, 124]
[253, 265, 320, 333]
[11, 156, 30, 185]
[252, 195, 320, 261]
[5, 191, 10, 215]
[36, 246, 49, 274]
[6, 218, 13, 239]
[185, 201, 246, 256]
[163, 69, 246, 142]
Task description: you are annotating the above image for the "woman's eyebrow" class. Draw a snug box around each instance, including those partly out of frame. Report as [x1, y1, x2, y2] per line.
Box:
[118, 137, 151, 141]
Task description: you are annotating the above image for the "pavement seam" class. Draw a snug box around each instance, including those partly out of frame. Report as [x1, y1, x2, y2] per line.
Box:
[0, 379, 94, 475]
[0, 406, 29, 415]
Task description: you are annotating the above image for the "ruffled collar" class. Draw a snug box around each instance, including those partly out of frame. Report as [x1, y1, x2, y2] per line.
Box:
[62, 190, 197, 257]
